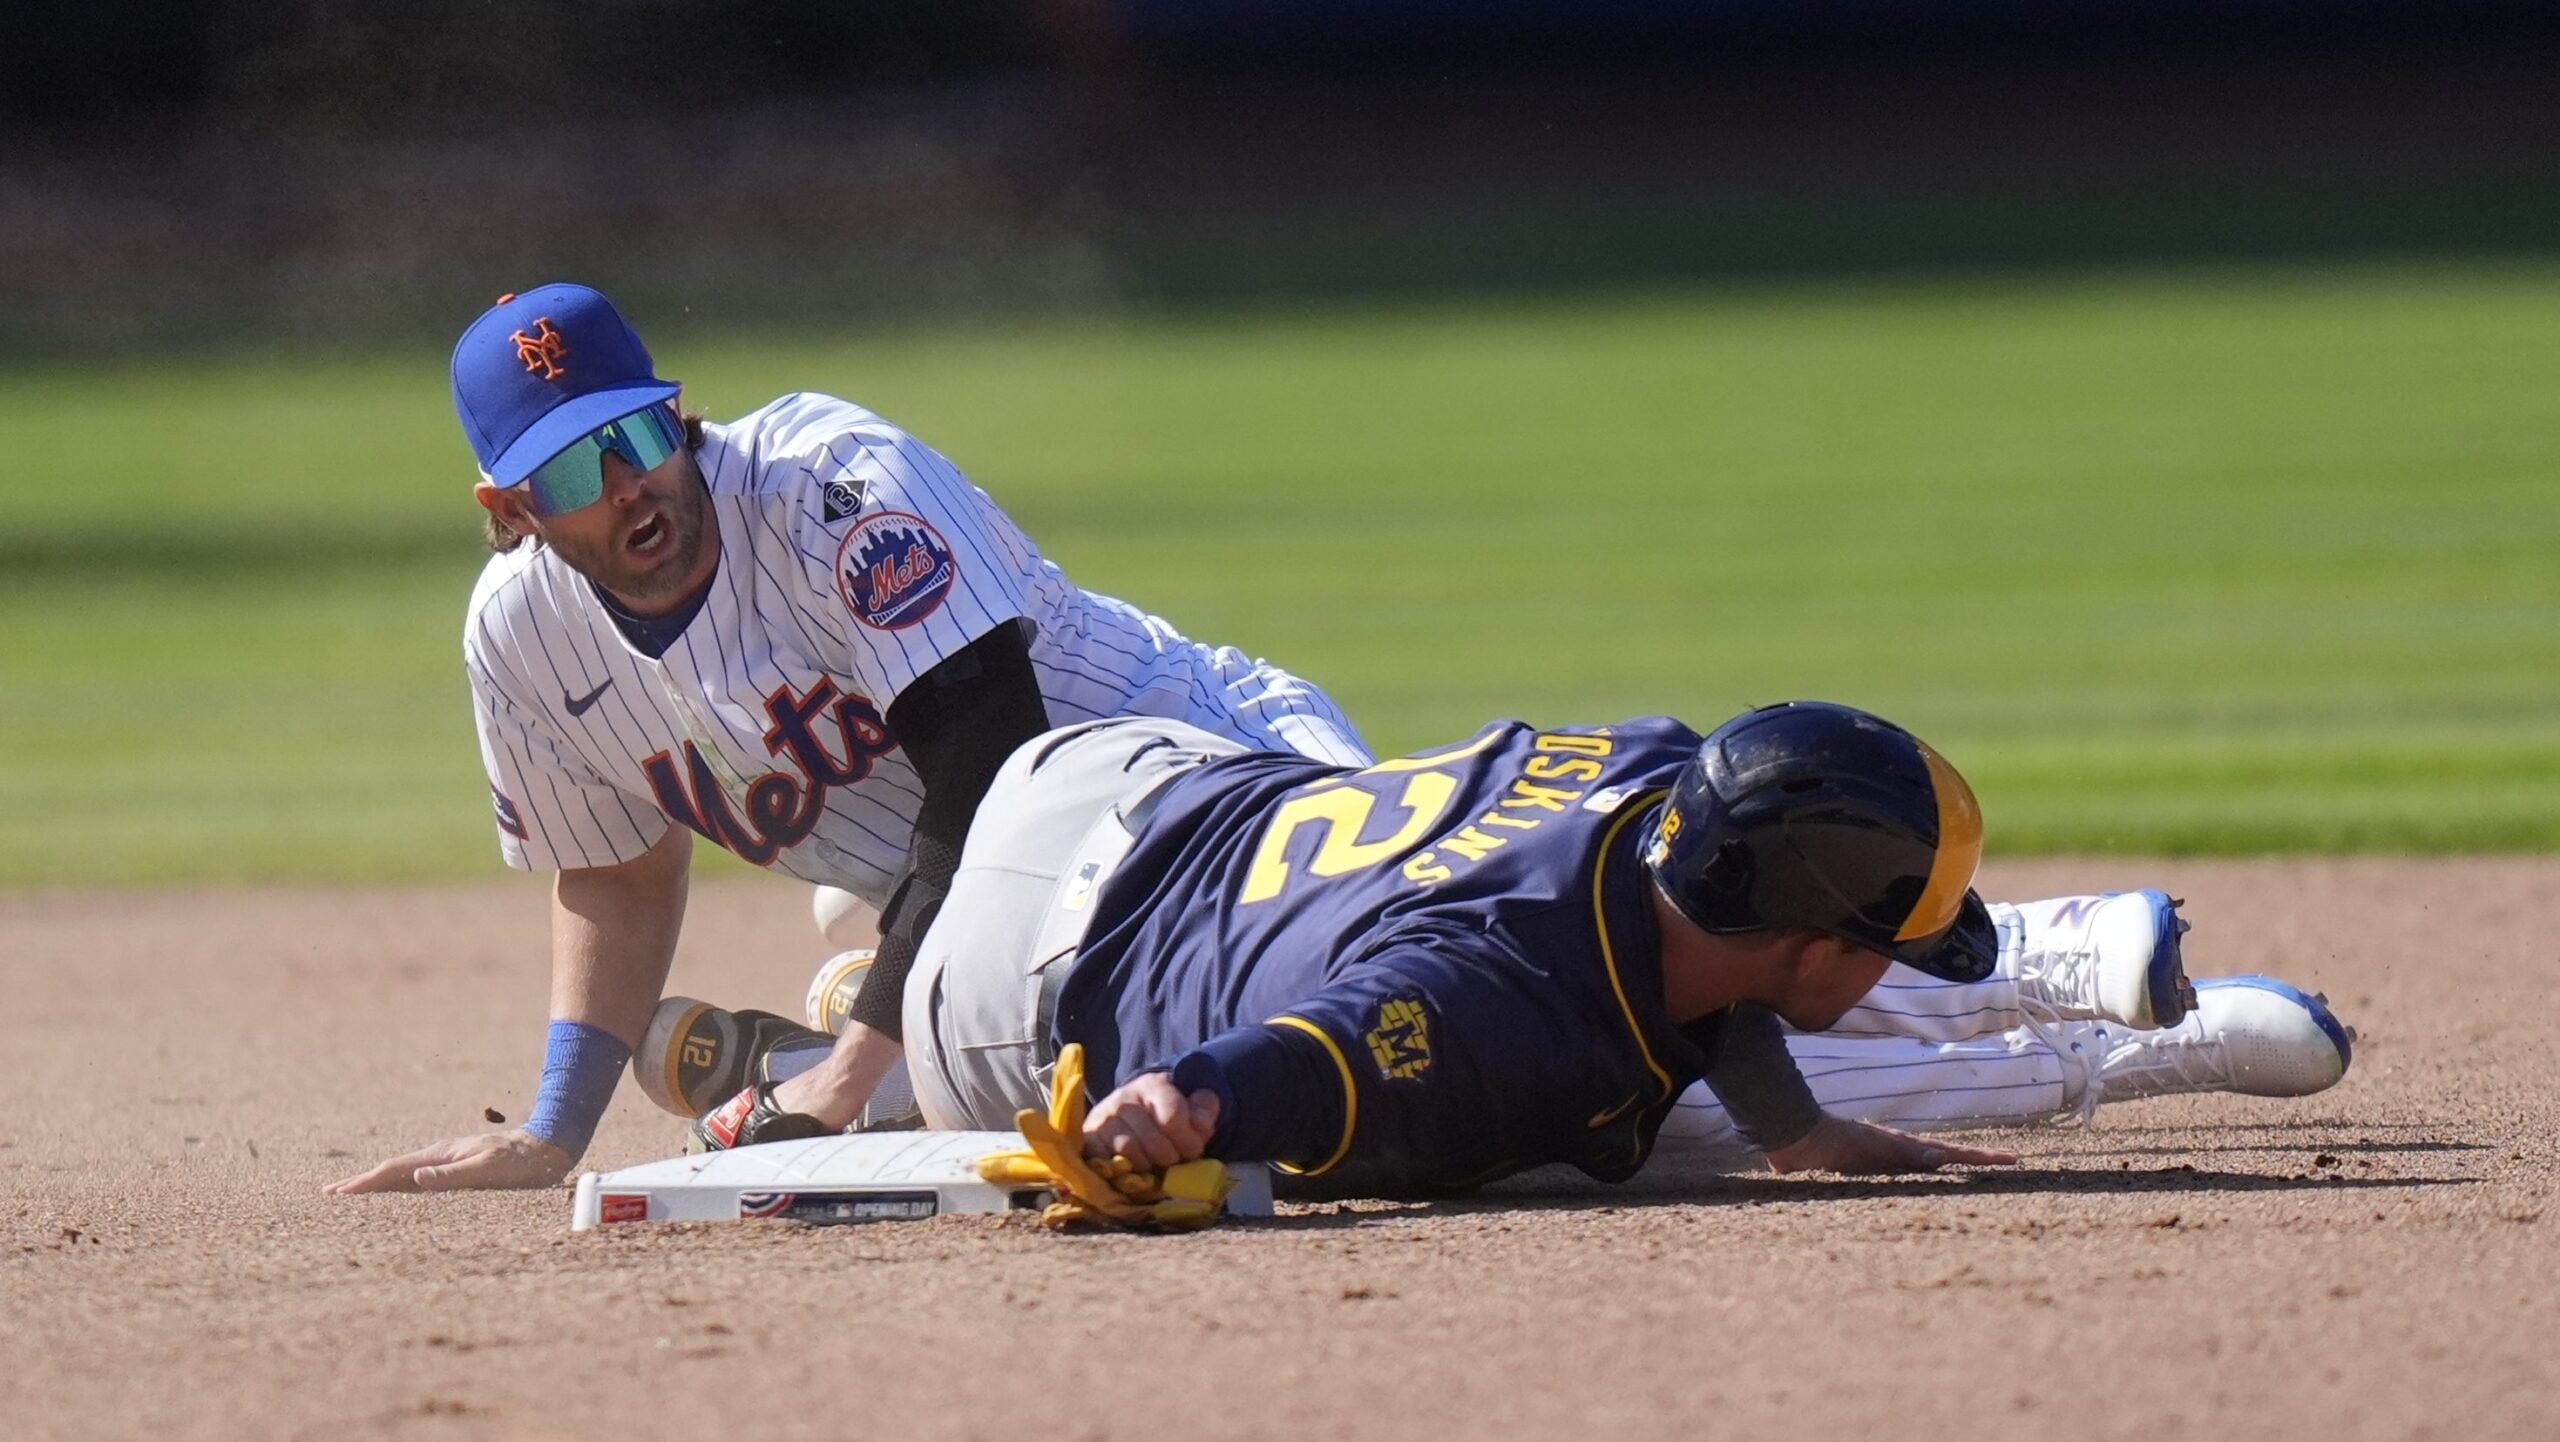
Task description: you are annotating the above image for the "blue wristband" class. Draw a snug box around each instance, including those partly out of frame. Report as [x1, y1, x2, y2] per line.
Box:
[524, 1020, 631, 1157]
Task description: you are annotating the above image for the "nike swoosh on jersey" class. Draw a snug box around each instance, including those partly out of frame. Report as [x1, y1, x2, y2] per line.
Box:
[564, 678, 616, 716]
[1587, 1094, 1639, 1129]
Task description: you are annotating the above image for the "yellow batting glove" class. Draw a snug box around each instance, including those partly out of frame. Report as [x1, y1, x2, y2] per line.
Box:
[970, 1044, 1240, 1232]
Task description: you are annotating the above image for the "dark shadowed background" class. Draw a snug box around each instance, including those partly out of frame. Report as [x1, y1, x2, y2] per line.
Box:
[7, 1, 2559, 356]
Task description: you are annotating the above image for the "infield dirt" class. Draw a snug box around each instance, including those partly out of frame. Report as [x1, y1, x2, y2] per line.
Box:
[6, 858, 2554, 1441]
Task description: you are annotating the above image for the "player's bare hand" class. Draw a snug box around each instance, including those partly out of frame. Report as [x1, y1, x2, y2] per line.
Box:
[324, 1130, 574, 1194]
[1763, 1115, 2017, 1175]
[1082, 1073, 1221, 1170]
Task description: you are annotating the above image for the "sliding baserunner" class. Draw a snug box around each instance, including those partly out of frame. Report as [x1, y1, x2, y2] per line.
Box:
[665, 704, 2349, 1183]
[845, 702, 2346, 1189]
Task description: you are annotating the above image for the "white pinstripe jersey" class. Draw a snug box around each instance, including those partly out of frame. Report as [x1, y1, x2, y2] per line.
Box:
[465, 392, 1369, 903]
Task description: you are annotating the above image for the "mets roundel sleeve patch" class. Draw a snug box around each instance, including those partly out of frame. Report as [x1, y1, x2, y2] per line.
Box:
[834, 510, 958, 630]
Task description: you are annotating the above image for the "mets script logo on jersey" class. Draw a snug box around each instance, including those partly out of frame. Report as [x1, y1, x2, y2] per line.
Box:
[834, 511, 956, 630]
[510, 318, 568, 380]
[641, 679, 897, 866]
[1365, 996, 1432, 1080]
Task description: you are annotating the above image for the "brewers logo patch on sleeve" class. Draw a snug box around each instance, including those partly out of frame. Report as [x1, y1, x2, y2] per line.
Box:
[1365, 996, 1433, 1080]
[835, 510, 958, 630]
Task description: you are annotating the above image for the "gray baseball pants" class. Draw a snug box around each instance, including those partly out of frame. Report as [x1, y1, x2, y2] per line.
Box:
[902, 718, 1245, 1130]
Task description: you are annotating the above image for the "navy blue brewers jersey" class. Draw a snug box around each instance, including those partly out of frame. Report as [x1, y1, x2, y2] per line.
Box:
[1052, 717, 1733, 1198]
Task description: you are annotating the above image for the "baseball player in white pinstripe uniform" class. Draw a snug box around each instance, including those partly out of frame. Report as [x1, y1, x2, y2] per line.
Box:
[330, 283, 1369, 1194]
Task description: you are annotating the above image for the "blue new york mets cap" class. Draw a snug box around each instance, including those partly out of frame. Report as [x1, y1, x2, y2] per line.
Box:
[451, 283, 681, 487]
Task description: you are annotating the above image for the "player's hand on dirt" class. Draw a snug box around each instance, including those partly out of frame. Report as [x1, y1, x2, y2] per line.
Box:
[324, 1129, 574, 1194]
[1763, 1115, 2017, 1175]
[1082, 1072, 1221, 1169]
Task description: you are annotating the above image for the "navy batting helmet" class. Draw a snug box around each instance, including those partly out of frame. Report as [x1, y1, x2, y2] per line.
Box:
[1643, 701, 1996, 983]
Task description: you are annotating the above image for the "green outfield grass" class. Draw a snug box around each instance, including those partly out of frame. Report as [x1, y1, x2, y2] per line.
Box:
[4, 261, 2554, 884]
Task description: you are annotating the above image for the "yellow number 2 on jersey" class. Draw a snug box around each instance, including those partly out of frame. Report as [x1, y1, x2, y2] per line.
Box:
[1235, 733, 1501, 903]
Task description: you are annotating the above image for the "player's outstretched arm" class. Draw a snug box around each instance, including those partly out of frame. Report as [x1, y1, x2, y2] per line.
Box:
[324, 1130, 572, 1194]
[327, 826, 694, 1195]
[1762, 1114, 2018, 1175]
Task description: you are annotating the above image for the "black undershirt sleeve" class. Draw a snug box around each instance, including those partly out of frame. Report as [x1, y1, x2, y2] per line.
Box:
[1699, 1002, 1825, 1153]
[851, 620, 1051, 1041]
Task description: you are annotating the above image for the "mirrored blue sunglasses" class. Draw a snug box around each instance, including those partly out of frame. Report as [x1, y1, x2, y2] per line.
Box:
[516, 403, 686, 517]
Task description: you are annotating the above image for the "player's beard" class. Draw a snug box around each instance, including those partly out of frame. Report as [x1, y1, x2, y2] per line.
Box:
[547, 469, 715, 610]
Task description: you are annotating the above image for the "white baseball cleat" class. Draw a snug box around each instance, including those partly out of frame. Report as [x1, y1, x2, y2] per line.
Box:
[2014, 889, 2199, 1030]
[2098, 976, 2356, 1103]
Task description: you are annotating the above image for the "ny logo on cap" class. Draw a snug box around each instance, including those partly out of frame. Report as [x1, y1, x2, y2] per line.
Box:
[511, 318, 569, 380]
